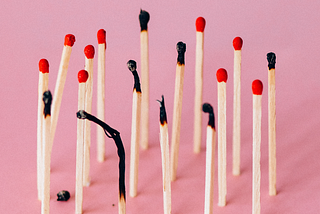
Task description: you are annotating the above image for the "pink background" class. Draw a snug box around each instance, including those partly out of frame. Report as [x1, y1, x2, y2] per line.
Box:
[1, 1, 319, 213]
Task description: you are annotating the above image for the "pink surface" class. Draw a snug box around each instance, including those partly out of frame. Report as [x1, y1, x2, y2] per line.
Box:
[1, 1, 320, 213]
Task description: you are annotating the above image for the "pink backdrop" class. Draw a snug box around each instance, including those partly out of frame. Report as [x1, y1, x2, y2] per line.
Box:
[1, 1, 319, 213]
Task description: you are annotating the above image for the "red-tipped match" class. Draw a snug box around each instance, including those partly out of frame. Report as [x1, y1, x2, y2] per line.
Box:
[84, 45, 95, 59]
[233, 37, 243, 50]
[97, 29, 106, 44]
[39, 59, 49, 73]
[252, 79, 263, 95]
[64, 34, 75, 47]
[216, 68, 228, 83]
[195, 17, 206, 32]
[78, 70, 89, 83]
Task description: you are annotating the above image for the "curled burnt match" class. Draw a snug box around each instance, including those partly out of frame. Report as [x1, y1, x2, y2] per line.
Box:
[267, 52, 276, 70]
[176, 41, 186, 65]
[43, 90, 52, 118]
[76, 110, 126, 201]
[127, 60, 141, 92]
[139, 9, 150, 31]
[157, 95, 167, 125]
[202, 103, 215, 129]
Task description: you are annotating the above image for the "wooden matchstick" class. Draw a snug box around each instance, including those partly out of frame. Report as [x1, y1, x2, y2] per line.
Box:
[193, 17, 206, 154]
[202, 103, 216, 214]
[157, 96, 171, 214]
[76, 110, 126, 214]
[252, 79, 263, 214]
[171, 41, 186, 181]
[41, 91, 52, 214]
[75, 70, 88, 214]
[50, 34, 75, 152]
[97, 29, 106, 163]
[216, 68, 228, 207]
[37, 59, 49, 201]
[232, 37, 243, 176]
[83, 45, 95, 187]
[139, 9, 150, 150]
[267, 52, 277, 196]
[127, 60, 142, 198]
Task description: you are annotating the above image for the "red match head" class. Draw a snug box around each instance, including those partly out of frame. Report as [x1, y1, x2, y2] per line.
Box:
[84, 45, 95, 59]
[97, 29, 106, 44]
[78, 70, 89, 83]
[64, 34, 75, 47]
[216, 68, 228, 83]
[233, 37, 243, 50]
[195, 17, 206, 32]
[39, 59, 49, 73]
[252, 79, 263, 95]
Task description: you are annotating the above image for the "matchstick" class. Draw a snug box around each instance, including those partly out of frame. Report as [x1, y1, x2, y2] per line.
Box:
[202, 103, 216, 214]
[97, 29, 106, 163]
[171, 41, 186, 181]
[232, 37, 243, 176]
[76, 110, 126, 214]
[252, 79, 263, 214]
[37, 59, 49, 201]
[83, 45, 95, 187]
[193, 17, 206, 154]
[157, 96, 171, 214]
[267, 52, 276, 196]
[127, 60, 142, 198]
[50, 34, 75, 152]
[75, 70, 88, 214]
[41, 91, 52, 214]
[139, 9, 150, 150]
[216, 68, 228, 207]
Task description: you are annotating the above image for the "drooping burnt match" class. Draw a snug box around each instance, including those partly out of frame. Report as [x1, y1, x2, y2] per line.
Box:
[127, 60, 141, 93]
[202, 103, 215, 129]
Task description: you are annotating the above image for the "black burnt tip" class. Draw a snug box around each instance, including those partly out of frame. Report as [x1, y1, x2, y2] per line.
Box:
[202, 103, 215, 129]
[176, 41, 186, 65]
[127, 60, 141, 92]
[127, 60, 137, 72]
[267, 52, 276, 70]
[157, 95, 167, 125]
[57, 190, 70, 201]
[139, 9, 150, 31]
[43, 90, 52, 117]
[76, 110, 87, 119]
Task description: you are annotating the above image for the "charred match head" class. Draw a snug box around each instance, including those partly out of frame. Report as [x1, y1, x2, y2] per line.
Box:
[127, 60, 137, 72]
[202, 103, 215, 129]
[176, 41, 186, 65]
[76, 110, 87, 119]
[43, 90, 52, 117]
[267, 52, 276, 70]
[57, 190, 70, 201]
[139, 9, 150, 31]
[127, 60, 141, 92]
[157, 95, 167, 125]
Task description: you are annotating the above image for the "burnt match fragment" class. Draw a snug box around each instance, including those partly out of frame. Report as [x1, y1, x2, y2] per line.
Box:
[267, 52, 276, 70]
[127, 60, 142, 198]
[43, 91, 52, 118]
[76, 110, 126, 214]
[202, 103, 216, 214]
[157, 95, 171, 214]
[176, 41, 186, 65]
[139, 9, 150, 31]
[57, 190, 70, 201]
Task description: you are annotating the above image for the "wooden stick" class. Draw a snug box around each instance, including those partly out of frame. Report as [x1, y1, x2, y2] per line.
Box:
[170, 41, 186, 181]
[158, 96, 171, 214]
[76, 110, 126, 214]
[267, 52, 277, 196]
[232, 37, 243, 176]
[75, 70, 88, 214]
[83, 45, 95, 187]
[50, 34, 75, 153]
[37, 59, 49, 201]
[216, 68, 228, 207]
[193, 17, 206, 154]
[41, 91, 52, 214]
[202, 103, 216, 214]
[97, 29, 106, 163]
[127, 60, 142, 197]
[139, 9, 150, 150]
[252, 79, 263, 214]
